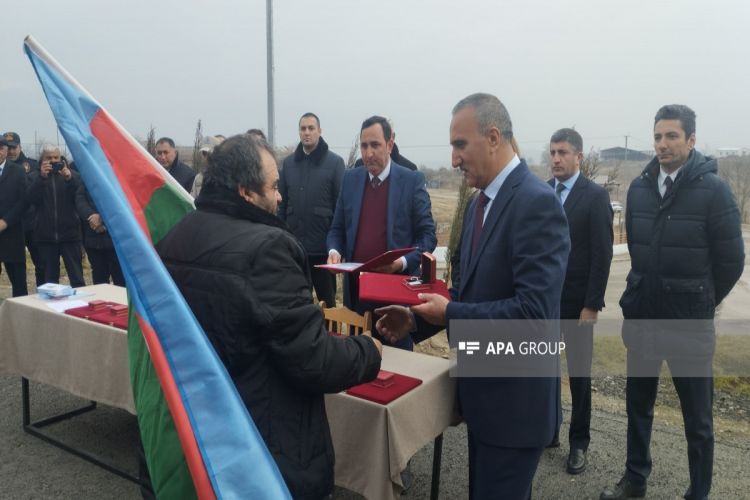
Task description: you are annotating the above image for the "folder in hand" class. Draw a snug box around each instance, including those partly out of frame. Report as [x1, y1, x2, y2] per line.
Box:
[315, 247, 415, 273]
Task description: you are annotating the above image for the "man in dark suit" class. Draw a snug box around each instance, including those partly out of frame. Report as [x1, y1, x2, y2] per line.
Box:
[548, 128, 613, 474]
[0, 137, 29, 297]
[327, 115, 436, 348]
[376, 93, 570, 499]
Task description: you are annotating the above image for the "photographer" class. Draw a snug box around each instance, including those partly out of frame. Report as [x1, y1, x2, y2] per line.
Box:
[26, 144, 85, 288]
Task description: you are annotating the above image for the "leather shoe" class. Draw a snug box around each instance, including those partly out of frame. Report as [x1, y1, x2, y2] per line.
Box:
[600, 477, 646, 499]
[566, 448, 586, 474]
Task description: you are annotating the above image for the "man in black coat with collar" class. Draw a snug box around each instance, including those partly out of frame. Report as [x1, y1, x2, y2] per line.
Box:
[279, 112, 345, 307]
[601, 105, 744, 500]
[548, 128, 613, 475]
[0, 137, 28, 297]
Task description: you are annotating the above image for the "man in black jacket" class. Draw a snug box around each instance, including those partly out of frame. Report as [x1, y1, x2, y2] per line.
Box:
[156, 134, 382, 500]
[548, 128, 613, 474]
[155, 137, 195, 192]
[4, 132, 43, 286]
[0, 137, 28, 297]
[26, 144, 85, 288]
[76, 183, 124, 286]
[601, 105, 744, 500]
[279, 112, 344, 307]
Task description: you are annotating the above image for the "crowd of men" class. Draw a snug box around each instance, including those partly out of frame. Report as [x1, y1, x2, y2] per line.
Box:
[4, 93, 745, 500]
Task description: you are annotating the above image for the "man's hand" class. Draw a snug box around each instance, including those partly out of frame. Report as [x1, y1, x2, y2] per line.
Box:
[88, 213, 103, 231]
[362, 330, 383, 357]
[375, 305, 414, 344]
[60, 164, 72, 180]
[411, 293, 449, 326]
[578, 307, 598, 326]
[372, 260, 402, 274]
[40, 159, 52, 179]
[0, 219, 7, 233]
[327, 250, 342, 265]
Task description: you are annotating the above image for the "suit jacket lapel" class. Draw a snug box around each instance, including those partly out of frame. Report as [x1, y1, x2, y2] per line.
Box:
[349, 167, 367, 258]
[562, 174, 587, 216]
[463, 163, 527, 286]
[0, 164, 11, 188]
[386, 165, 401, 247]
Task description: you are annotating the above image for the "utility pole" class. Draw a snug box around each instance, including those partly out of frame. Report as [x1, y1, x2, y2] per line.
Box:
[624, 134, 629, 162]
[266, 0, 275, 146]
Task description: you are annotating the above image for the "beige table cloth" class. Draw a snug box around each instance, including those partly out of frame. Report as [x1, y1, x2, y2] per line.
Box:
[0, 284, 135, 413]
[0, 285, 456, 499]
[326, 346, 456, 500]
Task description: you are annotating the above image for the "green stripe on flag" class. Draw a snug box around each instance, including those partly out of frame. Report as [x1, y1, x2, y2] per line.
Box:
[128, 182, 196, 497]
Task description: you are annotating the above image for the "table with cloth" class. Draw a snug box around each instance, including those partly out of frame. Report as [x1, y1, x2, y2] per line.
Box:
[0, 284, 456, 499]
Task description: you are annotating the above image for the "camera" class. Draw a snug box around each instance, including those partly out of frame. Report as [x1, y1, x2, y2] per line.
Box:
[51, 161, 64, 172]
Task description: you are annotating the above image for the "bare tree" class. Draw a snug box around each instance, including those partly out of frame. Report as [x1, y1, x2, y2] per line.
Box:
[275, 144, 295, 163]
[719, 156, 750, 223]
[191, 119, 203, 170]
[346, 133, 360, 168]
[605, 161, 622, 200]
[145, 125, 157, 159]
[444, 179, 474, 283]
[579, 148, 601, 179]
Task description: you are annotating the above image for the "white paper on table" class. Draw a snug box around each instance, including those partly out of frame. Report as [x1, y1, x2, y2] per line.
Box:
[45, 299, 89, 313]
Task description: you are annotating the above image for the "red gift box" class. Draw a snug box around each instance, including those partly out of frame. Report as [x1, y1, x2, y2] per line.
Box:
[359, 272, 450, 306]
[346, 372, 422, 404]
[66, 301, 129, 330]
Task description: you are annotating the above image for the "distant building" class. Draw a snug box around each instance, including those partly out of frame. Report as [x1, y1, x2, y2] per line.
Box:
[717, 147, 750, 158]
[599, 147, 652, 162]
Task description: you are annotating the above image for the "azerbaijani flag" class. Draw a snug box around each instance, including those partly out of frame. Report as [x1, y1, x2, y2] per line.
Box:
[24, 36, 291, 500]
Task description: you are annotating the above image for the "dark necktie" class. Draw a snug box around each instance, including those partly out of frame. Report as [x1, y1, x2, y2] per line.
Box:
[471, 192, 490, 255]
[556, 183, 566, 202]
[663, 176, 673, 199]
[371, 176, 382, 189]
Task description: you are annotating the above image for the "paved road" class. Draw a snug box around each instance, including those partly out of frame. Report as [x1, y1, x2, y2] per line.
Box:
[2, 374, 749, 499]
[2, 230, 748, 498]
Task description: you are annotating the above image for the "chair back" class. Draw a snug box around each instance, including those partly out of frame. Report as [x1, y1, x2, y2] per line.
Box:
[320, 302, 372, 336]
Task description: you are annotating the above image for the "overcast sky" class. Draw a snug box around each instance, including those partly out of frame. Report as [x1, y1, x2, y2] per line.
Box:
[3, 0, 749, 166]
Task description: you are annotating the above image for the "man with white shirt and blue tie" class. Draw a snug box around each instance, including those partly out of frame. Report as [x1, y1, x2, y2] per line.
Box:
[601, 105, 744, 500]
[547, 128, 613, 475]
[0, 136, 29, 297]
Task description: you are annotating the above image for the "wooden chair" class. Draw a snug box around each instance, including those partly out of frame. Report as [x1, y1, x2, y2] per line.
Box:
[320, 302, 372, 336]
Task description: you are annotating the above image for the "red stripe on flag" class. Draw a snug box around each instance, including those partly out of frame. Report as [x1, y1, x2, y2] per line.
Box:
[136, 313, 216, 500]
[89, 109, 167, 239]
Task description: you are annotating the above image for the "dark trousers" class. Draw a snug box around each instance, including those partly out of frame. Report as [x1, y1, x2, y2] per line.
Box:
[625, 353, 713, 499]
[562, 320, 594, 450]
[86, 247, 125, 286]
[38, 242, 85, 288]
[468, 430, 543, 500]
[26, 231, 45, 287]
[1, 261, 28, 297]
[308, 255, 337, 307]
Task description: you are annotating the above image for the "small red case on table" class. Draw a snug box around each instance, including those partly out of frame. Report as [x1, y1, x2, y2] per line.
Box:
[346, 371, 422, 404]
[65, 301, 129, 330]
